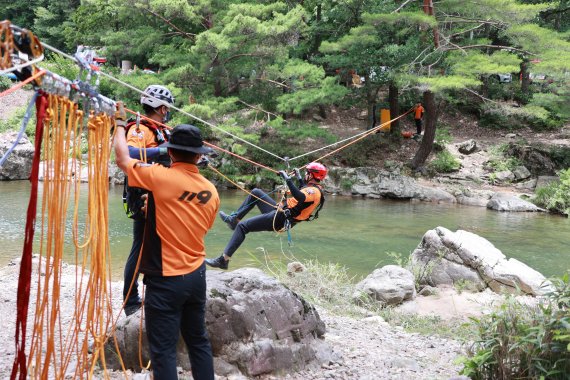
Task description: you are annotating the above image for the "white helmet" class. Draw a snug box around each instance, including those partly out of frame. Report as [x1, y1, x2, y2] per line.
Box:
[141, 85, 175, 108]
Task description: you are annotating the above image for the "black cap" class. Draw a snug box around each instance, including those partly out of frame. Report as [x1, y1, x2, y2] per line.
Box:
[161, 124, 212, 154]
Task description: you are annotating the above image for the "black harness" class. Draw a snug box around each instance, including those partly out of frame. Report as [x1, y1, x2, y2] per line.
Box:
[306, 185, 325, 221]
[122, 119, 170, 220]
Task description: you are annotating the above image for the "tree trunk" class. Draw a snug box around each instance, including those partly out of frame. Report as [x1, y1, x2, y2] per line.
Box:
[365, 78, 376, 130]
[318, 104, 327, 119]
[311, 4, 322, 56]
[411, 90, 436, 170]
[212, 63, 223, 97]
[388, 83, 400, 136]
[520, 59, 530, 104]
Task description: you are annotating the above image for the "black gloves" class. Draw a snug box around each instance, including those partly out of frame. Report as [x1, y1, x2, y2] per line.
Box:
[278, 170, 291, 181]
[294, 168, 302, 180]
[197, 156, 210, 168]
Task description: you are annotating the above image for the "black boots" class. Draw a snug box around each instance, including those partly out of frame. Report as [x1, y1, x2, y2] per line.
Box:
[205, 255, 229, 270]
[219, 211, 238, 230]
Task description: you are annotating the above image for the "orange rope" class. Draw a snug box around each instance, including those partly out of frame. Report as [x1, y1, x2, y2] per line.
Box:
[299, 107, 414, 170]
[25, 94, 118, 379]
[0, 69, 45, 97]
[0, 20, 14, 69]
[124, 107, 279, 173]
[208, 164, 280, 209]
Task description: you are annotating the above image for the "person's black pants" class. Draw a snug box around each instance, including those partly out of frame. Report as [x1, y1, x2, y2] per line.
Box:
[415, 118, 423, 135]
[123, 217, 144, 306]
[224, 188, 286, 257]
[143, 263, 214, 380]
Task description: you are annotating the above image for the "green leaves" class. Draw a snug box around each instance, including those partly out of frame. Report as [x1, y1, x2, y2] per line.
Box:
[416, 75, 481, 92]
[447, 51, 521, 77]
[276, 76, 348, 114]
[533, 169, 570, 216]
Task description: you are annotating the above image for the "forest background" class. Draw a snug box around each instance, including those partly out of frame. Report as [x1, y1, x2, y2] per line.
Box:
[1, 0, 569, 192]
[1, 2, 570, 378]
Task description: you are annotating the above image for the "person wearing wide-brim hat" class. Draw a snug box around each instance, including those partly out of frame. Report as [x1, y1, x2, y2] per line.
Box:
[114, 112, 219, 380]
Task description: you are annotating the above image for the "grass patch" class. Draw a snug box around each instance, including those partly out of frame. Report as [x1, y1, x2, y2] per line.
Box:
[264, 258, 476, 339]
[430, 149, 461, 173]
[532, 168, 570, 216]
[486, 144, 522, 172]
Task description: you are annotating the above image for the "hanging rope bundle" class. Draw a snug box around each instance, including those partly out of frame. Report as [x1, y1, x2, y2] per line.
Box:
[10, 92, 118, 379]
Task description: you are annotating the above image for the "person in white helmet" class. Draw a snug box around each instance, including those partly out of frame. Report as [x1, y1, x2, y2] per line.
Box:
[118, 84, 175, 316]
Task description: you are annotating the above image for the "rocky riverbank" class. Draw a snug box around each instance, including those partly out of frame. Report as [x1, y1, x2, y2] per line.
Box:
[1, 252, 542, 380]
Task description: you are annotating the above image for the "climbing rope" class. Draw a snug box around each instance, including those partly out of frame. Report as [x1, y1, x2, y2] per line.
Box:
[0, 69, 45, 97]
[290, 107, 414, 165]
[40, 41, 286, 163]
[122, 106, 280, 173]
[0, 20, 14, 70]
[11, 91, 48, 380]
[11, 93, 121, 380]
[207, 164, 280, 210]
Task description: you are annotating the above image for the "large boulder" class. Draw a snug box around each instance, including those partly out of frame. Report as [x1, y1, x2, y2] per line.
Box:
[0, 131, 34, 180]
[325, 167, 456, 203]
[104, 268, 332, 377]
[486, 192, 543, 212]
[353, 265, 416, 306]
[408, 227, 552, 296]
[457, 139, 478, 155]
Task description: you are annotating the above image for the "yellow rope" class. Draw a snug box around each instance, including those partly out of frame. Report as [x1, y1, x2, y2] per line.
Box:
[25, 95, 120, 379]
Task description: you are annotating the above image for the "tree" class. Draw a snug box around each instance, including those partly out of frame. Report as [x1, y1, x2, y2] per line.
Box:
[411, 90, 436, 169]
[319, 10, 435, 128]
[404, 0, 568, 168]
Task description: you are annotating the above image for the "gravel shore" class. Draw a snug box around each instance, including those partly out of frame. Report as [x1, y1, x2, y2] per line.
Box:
[0, 256, 499, 379]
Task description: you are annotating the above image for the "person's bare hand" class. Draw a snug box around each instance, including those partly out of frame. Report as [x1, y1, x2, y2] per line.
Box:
[141, 193, 148, 213]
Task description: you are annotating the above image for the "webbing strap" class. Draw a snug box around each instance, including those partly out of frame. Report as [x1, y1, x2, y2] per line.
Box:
[11, 92, 48, 380]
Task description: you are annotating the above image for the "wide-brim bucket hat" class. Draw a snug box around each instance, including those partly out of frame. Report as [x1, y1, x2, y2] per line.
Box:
[160, 124, 212, 154]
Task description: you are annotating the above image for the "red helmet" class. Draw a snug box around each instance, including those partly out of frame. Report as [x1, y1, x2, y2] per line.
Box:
[306, 162, 327, 181]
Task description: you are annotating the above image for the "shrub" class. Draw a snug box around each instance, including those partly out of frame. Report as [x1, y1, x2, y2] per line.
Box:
[532, 169, 570, 216]
[480, 104, 562, 131]
[459, 273, 570, 379]
[430, 149, 461, 173]
[486, 144, 522, 172]
[0, 75, 12, 91]
[0, 106, 28, 135]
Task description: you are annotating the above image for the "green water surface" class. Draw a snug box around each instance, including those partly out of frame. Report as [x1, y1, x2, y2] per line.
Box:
[1, 181, 569, 280]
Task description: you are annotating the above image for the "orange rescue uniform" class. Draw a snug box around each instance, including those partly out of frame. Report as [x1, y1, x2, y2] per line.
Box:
[126, 120, 163, 149]
[126, 159, 220, 276]
[414, 105, 425, 120]
[286, 185, 322, 221]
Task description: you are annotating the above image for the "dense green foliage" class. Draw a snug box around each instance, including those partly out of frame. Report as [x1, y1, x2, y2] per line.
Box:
[532, 169, 570, 216]
[460, 273, 570, 379]
[0, 76, 12, 91]
[430, 149, 461, 173]
[1, 0, 568, 173]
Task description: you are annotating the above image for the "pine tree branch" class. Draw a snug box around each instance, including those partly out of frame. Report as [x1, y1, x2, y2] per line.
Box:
[392, 0, 416, 13]
[237, 100, 286, 121]
[139, 7, 196, 39]
[446, 23, 486, 39]
[464, 88, 497, 104]
[439, 14, 506, 26]
[444, 44, 537, 56]
[223, 53, 268, 65]
[256, 78, 290, 89]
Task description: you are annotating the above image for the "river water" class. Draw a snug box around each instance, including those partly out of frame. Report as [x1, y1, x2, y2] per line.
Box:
[1, 181, 569, 280]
